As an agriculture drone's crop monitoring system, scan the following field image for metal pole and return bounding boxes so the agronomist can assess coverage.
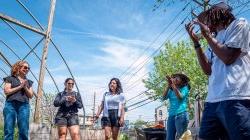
[0,52,12,67]
[0,13,45,36]
[34,0,56,123]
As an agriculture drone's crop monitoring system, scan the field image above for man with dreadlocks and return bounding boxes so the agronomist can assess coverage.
[185,1,250,140]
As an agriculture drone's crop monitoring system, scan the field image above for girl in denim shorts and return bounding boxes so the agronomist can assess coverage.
[94,78,126,140]
[54,78,83,140]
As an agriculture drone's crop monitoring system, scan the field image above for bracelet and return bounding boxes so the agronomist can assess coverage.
[194,43,201,49]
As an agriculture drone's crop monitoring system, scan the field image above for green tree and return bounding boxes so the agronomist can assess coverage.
[144,41,208,119]
[132,119,150,129]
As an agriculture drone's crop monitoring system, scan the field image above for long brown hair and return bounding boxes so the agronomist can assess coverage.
[109,78,123,94]
[11,60,29,76]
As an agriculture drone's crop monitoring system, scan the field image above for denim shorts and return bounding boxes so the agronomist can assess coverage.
[55,113,79,127]
[101,109,121,128]
[199,100,250,140]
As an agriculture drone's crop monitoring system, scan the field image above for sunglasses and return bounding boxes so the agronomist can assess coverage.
[67,83,74,85]
[22,66,30,70]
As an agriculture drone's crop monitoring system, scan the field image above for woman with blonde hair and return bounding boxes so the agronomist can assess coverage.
[3,60,33,140]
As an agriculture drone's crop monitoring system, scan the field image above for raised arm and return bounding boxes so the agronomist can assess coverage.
[195,20,241,65]
[185,22,212,75]
[162,76,171,99]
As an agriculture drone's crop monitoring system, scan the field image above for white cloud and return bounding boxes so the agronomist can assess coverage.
[54,27,149,47]
[48,61,81,72]
[94,41,150,70]
[117,13,145,30]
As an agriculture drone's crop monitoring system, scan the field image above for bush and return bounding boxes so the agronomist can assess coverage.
[0,125,4,139]
[119,133,129,140]
[0,124,19,139]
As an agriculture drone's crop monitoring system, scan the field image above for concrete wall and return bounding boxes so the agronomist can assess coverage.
[30,123,105,140]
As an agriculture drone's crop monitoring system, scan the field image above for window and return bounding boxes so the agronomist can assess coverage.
[159,110,162,117]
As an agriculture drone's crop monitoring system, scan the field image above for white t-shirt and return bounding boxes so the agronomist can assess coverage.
[102,92,126,117]
[205,18,250,103]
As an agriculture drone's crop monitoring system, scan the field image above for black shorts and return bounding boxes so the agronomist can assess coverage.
[101,109,121,128]
[55,113,79,127]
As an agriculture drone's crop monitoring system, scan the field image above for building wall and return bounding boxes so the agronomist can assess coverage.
[155,105,168,122]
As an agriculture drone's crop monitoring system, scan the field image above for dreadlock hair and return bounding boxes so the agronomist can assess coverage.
[198,6,235,32]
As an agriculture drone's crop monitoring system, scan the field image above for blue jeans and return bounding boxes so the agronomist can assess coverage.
[199,100,250,140]
[3,101,30,140]
[166,111,189,140]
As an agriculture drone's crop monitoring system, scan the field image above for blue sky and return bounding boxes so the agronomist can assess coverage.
[1,0,250,122]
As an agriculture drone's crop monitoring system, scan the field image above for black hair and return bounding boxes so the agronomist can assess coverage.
[109,77,123,94]
[65,78,74,84]
[64,78,74,91]
[198,5,235,32]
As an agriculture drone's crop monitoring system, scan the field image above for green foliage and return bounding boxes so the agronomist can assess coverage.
[132,119,150,128]
[0,125,3,139]
[0,124,18,139]
[144,41,208,119]
[118,133,129,140]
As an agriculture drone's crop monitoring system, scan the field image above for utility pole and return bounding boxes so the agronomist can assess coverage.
[92,92,96,127]
[34,0,56,123]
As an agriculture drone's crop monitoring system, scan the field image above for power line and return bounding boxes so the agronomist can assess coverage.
[126,95,157,108]
[126,79,164,103]
[123,18,189,93]
[237,8,250,15]
[121,2,207,90]
[124,72,148,92]
[126,89,150,102]
[119,2,191,81]
[127,98,158,112]
[122,15,189,85]
[122,6,190,84]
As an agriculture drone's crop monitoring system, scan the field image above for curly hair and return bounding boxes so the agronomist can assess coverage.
[198,4,235,32]
[109,78,123,94]
[11,60,29,76]
[171,73,191,90]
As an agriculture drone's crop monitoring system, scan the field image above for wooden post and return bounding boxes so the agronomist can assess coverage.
[34,0,56,123]
[92,92,96,129]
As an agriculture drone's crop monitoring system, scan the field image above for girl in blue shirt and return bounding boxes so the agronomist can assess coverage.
[162,73,190,140]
